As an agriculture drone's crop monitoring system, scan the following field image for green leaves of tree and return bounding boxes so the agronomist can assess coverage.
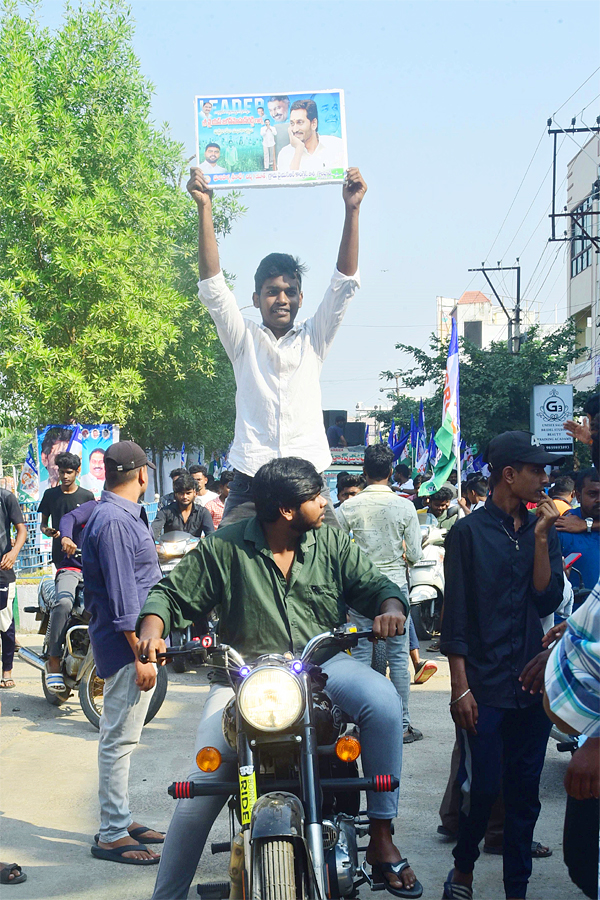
[0,0,244,455]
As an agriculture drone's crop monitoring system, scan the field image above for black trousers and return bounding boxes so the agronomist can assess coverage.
[563,794,599,899]
[454,701,551,899]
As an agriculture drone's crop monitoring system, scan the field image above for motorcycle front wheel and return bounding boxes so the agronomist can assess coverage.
[253,839,301,900]
[79,664,168,729]
[42,671,72,705]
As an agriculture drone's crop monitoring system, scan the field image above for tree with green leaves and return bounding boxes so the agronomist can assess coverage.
[0,0,242,455]
[376,320,584,454]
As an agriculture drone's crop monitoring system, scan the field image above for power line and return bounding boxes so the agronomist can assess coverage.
[552,67,600,117]
[484,127,547,262]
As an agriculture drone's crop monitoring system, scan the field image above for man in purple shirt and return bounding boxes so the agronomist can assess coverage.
[82,441,163,865]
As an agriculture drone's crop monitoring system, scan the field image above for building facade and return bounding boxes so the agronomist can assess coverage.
[565,134,600,391]
[436,291,540,349]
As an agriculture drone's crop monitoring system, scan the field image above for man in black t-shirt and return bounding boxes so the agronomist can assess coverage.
[0,489,27,689]
[151,474,214,541]
[38,452,93,691]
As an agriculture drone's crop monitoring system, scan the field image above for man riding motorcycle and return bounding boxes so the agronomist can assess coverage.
[137,457,423,900]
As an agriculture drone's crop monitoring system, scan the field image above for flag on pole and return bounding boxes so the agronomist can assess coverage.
[19,444,38,501]
[181,443,186,466]
[443,317,460,439]
[67,424,83,464]
[419,319,461,497]
[387,419,396,448]
[364,425,369,447]
[392,432,410,462]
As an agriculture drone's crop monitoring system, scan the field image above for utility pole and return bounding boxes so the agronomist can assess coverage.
[467,263,521,353]
[547,117,600,248]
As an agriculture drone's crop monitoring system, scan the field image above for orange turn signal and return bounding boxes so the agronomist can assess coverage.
[335,735,361,762]
[196,746,222,773]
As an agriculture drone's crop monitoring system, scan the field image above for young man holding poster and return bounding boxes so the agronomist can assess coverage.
[186,164,367,527]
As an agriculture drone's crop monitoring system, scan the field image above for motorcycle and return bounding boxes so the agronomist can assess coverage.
[19,570,168,729]
[142,624,405,900]
[156,530,208,674]
[407,524,445,640]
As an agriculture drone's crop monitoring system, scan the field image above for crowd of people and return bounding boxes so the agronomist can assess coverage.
[0,164,597,900]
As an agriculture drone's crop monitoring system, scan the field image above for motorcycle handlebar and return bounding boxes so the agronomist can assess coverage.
[139,629,378,667]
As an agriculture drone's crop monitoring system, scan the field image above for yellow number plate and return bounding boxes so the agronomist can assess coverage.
[239,765,257,825]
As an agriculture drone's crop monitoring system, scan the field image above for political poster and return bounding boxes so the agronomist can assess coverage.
[36,423,120,500]
[18,444,38,502]
[195,90,347,189]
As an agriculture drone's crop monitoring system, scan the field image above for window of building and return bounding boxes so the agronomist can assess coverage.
[463,320,483,349]
[573,306,592,362]
[570,196,594,279]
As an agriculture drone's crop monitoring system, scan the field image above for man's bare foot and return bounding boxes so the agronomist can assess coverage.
[47,656,61,674]
[97,836,159,861]
[128,821,164,842]
[367,819,417,891]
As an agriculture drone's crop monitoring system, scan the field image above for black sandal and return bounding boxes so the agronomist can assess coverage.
[371,858,423,898]
[442,869,473,900]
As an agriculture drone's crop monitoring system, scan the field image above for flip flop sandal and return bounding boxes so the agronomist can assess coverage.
[90,843,159,865]
[531,841,552,858]
[371,859,423,898]
[414,661,437,684]
[45,672,66,693]
[94,827,165,845]
[442,870,473,900]
[0,863,27,884]
[0,679,15,689]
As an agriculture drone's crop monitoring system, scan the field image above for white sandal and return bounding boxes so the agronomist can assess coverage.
[45,664,66,693]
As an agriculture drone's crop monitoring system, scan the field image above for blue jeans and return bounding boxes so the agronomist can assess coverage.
[152,651,403,899]
[454,701,551,899]
[348,591,411,731]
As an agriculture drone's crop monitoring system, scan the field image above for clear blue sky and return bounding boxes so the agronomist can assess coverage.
[35,1,600,414]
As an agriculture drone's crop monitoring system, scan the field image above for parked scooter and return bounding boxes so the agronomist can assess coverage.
[141,624,415,900]
[19,570,168,729]
[407,524,445,640]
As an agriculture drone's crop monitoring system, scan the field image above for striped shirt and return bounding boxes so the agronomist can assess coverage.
[545,581,600,737]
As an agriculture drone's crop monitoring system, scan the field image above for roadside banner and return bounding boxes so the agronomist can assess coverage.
[195,90,347,189]
[37,423,119,499]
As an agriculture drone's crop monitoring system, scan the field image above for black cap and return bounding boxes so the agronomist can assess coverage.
[484,431,565,471]
[104,441,156,472]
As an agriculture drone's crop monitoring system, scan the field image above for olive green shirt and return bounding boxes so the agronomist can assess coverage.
[138,517,407,660]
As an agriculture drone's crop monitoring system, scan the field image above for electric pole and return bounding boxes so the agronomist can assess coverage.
[467,263,521,353]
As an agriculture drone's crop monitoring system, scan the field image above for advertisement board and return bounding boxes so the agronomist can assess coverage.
[530,385,573,454]
[36,423,120,499]
[195,90,347,189]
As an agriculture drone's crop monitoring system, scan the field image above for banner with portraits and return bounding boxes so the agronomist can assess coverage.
[195,90,347,189]
[36,423,120,500]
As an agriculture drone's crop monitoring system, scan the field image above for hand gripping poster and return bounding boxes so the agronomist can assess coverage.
[196,90,347,188]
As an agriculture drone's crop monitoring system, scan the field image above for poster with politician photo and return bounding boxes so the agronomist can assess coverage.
[36,423,119,500]
[195,90,347,188]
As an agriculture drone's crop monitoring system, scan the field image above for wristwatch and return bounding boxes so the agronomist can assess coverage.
[585,517,593,533]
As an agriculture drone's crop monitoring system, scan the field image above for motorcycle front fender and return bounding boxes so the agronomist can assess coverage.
[410,585,438,605]
[250,791,304,841]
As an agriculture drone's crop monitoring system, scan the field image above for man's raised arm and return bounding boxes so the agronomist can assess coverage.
[336,167,367,276]
[187,167,221,280]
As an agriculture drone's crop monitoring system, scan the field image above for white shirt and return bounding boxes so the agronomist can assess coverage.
[199,160,226,174]
[196,490,219,507]
[198,268,360,476]
[260,125,276,148]
[336,485,423,588]
[277,134,345,172]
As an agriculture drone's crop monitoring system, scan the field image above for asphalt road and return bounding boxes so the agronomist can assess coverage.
[0,632,583,900]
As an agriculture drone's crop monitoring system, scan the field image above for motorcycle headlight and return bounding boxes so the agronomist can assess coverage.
[158,540,187,559]
[238,666,304,732]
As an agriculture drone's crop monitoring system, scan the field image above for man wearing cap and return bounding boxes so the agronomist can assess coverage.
[440,432,564,900]
[82,441,164,865]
